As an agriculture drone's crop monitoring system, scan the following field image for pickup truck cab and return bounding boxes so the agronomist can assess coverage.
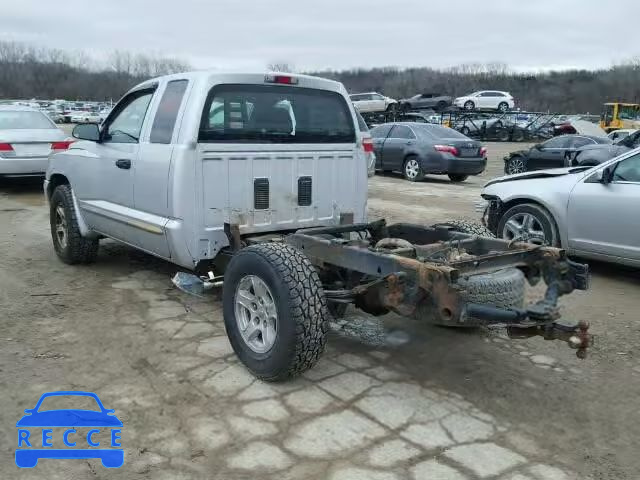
[46,71,369,270]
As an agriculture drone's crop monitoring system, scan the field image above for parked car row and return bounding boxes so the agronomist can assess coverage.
[350,90,516,115]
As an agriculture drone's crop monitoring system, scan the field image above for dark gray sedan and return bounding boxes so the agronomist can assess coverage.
[371,122,487,182]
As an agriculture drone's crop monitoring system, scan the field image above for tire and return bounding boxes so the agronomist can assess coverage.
[222,243,329,381]
[448,174,468,182]
[437,219,494,237]
[435,220,525,325]
[464,100,475,111]
[512,129,525,142]
[460,126,471,136]
[497,203,559,247]
[456,268,526,323]
[386,103,397,113]
[496,128,510,142]
[50,184,99,264]
[498,102,509,112]
[505,155,527,175]
[401,103,411,112]
[435,101,447,112]
[403,156,424,182]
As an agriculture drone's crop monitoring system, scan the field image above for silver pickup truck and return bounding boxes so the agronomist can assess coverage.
[45,71,591,381]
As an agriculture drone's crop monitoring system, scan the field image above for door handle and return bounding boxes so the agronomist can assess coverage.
[115,159,131,169]
[407,141,415,145]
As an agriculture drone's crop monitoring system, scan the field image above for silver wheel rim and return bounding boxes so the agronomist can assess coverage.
[234,275,278,353]
[499,103,508,112]
[405,159,420,180]
[55,205,68,249]
[508,158,525,174]
[465,102,474,110]
[502,213,547,245]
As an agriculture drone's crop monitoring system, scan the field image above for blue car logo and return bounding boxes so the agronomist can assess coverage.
[16,391,123,468]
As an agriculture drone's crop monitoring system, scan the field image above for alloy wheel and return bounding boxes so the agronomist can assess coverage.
[502,213,547,245]
[234,275,278,354]
[54,205,68,249]
[507,157,526,174]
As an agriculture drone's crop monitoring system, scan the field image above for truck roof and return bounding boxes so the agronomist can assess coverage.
[129,71,345,95]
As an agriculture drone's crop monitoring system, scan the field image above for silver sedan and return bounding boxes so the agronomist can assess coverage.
[479,148,640,267]
[0,106,71,177]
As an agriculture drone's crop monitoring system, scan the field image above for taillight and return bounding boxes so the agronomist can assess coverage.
[362,137,374,153]
[264,74,298,85]
[51,141,74,150]
[0,143,13,152]
[480,147,487,157]
[434,144,459,156]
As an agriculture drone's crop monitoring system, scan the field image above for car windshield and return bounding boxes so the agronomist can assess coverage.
[199,84,355,143]
[37,395,101,412]
[0,111,55,129]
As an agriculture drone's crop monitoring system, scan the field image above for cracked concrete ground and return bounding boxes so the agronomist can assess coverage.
[1,143,639,479]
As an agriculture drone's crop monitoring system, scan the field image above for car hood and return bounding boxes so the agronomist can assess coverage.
[16,410,123,427]
[485,167,591,187]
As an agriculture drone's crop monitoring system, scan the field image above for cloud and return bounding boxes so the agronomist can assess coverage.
[2,0,639,72]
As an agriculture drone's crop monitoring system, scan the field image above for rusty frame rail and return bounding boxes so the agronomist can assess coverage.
[286,220,592,357]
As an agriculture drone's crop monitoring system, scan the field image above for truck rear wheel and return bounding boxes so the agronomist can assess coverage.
[50,184,99,264]
[223,243,329,381]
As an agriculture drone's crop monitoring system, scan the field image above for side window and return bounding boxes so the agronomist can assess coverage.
[389,125,415,139]
[361,94,372,101]
[350,95,362,102]
[104,91,154,143]
[370,124,392,138]
[479,92,493,97]
[372,94,384,100]
[569,137,593,149]
[541,136,569,149]
[613,154,640,183]
[150,80,188,144]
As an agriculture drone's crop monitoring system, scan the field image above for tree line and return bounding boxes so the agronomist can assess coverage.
[2,39,640,114]
[0,41,190,102]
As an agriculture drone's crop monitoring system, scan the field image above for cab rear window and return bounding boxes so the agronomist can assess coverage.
[199,84,355,143]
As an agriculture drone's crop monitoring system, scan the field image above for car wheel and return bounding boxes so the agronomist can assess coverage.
[401,103,411,112]
[403,156,424,182]
[496,128,510,141]
[448,174,468,182]
[464,100,475,110]
[222,243,329,381]
[497,203,559,246]
[460,126,471,136]
[50,184,99,264]
[435,101,447,112]
[498,102,509,112]
[505,155,527,175]
[512,129,525,142]
[386,103,397,113]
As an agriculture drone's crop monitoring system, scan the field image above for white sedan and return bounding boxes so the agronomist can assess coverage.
[454,91,514,112]
[70,111,103,124]
[350,92,398,113]
[479,150,640,267]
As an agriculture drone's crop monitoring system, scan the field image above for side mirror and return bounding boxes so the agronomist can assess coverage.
[72,123,100,142]
[600,166,613,184]
[533,143,542,150]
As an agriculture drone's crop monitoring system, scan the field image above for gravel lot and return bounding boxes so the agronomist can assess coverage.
[1,142,639,479]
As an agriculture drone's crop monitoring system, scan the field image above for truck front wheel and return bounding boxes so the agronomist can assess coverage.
[223,243,329,381]
[50,184,99,264]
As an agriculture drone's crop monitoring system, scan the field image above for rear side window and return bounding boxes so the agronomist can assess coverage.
[150,80,188,144]
[0,111,55,129]
[199,84,355,143]
[389,125,415,139]
[370,124,392,138]
[420,124,466,139]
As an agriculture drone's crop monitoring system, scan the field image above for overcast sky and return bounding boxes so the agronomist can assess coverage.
[2,0,638,72]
